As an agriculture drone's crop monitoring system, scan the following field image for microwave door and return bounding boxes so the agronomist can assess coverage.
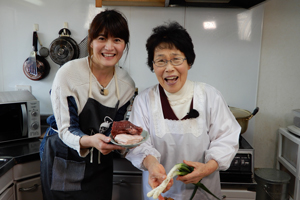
[21,104,28,137]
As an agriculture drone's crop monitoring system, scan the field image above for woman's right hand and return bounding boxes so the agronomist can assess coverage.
[143,155,173,199]
[80,134,125,155]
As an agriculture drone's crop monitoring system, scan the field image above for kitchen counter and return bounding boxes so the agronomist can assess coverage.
[0,138,41,178]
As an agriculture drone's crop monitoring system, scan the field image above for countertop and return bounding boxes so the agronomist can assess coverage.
[0,137,141,178]
[0,138,41,178]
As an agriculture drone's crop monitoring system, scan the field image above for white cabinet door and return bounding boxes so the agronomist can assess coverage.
[0,169,13,195]
[0,186,14,200]
[15,176,43,200]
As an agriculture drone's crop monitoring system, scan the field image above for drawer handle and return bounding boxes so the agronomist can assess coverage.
[113,180,127,185]
[19,184,40,192]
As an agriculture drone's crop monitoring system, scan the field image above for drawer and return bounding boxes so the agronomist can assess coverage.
[112,174,142,200]
[15,176,42,200]
[13,160,40,180]
[221,189,256,200]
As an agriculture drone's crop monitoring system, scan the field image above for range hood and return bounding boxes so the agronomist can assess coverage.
[167,0,266,8]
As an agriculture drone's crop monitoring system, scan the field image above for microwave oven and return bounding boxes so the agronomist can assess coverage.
[0,90,41,143]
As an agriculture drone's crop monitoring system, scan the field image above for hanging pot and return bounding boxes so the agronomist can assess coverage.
[49,27,79,66]
[229,107,259,134]
[23,31,50,81]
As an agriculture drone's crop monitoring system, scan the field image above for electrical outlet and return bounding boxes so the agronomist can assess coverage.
[15,85,32,92]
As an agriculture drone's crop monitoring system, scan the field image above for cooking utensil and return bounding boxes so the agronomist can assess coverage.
[23,31,50,81]
[37,33,49,57]
[229,107,259,134]
[49,23,79,66]
[23,31,38,76]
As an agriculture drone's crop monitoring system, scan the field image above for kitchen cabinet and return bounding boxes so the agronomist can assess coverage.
[112,154,143,200]
[13,160,43,200]
[221,189,256,200]
[95,0,165,7]
[0,186,14,200]
[0,169,14,200]
[112,174,142,200]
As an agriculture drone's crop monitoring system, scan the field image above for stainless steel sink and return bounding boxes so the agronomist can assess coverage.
[0,158,8,165]
[0,157,13,167]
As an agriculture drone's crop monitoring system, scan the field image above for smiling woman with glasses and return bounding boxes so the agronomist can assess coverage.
[125,21,241,200]
[153,57,187,67]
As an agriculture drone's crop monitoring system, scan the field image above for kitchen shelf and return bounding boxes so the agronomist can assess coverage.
[96,0,166,7]
[277,127,300,200]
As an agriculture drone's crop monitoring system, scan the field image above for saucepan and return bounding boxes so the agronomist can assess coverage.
[229,106,259,134]
[23,31,50,81]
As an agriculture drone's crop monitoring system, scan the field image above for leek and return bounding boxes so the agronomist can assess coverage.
[147,163,220,200]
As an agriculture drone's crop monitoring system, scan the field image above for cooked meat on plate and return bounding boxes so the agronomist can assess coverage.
[111,120,144,145]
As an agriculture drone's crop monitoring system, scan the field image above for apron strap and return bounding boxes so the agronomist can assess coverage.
[88,56,120,164]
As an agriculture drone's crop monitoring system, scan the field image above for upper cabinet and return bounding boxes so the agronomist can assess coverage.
[95,0,166,7]
[96,0,266,8]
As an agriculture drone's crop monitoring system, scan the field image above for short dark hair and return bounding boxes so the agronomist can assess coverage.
[88,9,130,57]
[146,21,195,72]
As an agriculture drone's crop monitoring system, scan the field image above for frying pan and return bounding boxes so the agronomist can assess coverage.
[23,32,50,81]
[49,28,79,66]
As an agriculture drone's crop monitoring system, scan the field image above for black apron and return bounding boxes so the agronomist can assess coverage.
[41,66,120,200]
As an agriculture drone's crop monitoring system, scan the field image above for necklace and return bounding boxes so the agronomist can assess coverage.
[89,56,114,96]
[100,87,109,96]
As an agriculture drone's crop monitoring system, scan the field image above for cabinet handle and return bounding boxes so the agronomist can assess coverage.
[19,184,40,192]
[222,195,226,199]
[113,180,127,185]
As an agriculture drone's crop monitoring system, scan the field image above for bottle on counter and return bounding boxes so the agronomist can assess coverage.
[125,88,138,120]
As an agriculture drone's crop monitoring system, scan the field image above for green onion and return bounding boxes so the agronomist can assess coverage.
[147,163,220,200]
[176,163,220,200]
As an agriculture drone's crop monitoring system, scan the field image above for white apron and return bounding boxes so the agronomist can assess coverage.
[141,83,222,200]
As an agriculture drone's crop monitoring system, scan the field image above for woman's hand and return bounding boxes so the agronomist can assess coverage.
[176,160,218,184]
[80,134,125,155]
[143,155,173,200]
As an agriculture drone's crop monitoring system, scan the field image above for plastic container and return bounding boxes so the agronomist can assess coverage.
[254,168,290,200]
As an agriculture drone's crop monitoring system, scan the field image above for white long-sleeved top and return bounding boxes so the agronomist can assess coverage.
[126,81,241,200]
[50,57,135,156]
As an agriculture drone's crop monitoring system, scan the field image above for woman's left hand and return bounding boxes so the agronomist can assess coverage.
[176,160,218,184]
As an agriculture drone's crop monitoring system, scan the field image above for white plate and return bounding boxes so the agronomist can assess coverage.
[109,130,149,148]
[287,125,300,137]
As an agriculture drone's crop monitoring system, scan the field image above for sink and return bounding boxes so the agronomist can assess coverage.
[0,157,13,167]
[0,158,9,166]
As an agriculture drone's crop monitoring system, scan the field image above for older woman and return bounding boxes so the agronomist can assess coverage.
[126,22,241,200]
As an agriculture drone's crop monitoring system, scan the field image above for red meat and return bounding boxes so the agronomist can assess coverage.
[111,120,143,139]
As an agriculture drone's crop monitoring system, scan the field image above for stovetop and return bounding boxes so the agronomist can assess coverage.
[220,135,255,186]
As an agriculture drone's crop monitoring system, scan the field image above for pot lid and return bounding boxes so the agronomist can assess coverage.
[229,107,252,119]
[254,168,290,183]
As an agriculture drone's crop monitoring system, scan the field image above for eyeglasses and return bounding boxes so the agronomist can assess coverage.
[153,57,187,67]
